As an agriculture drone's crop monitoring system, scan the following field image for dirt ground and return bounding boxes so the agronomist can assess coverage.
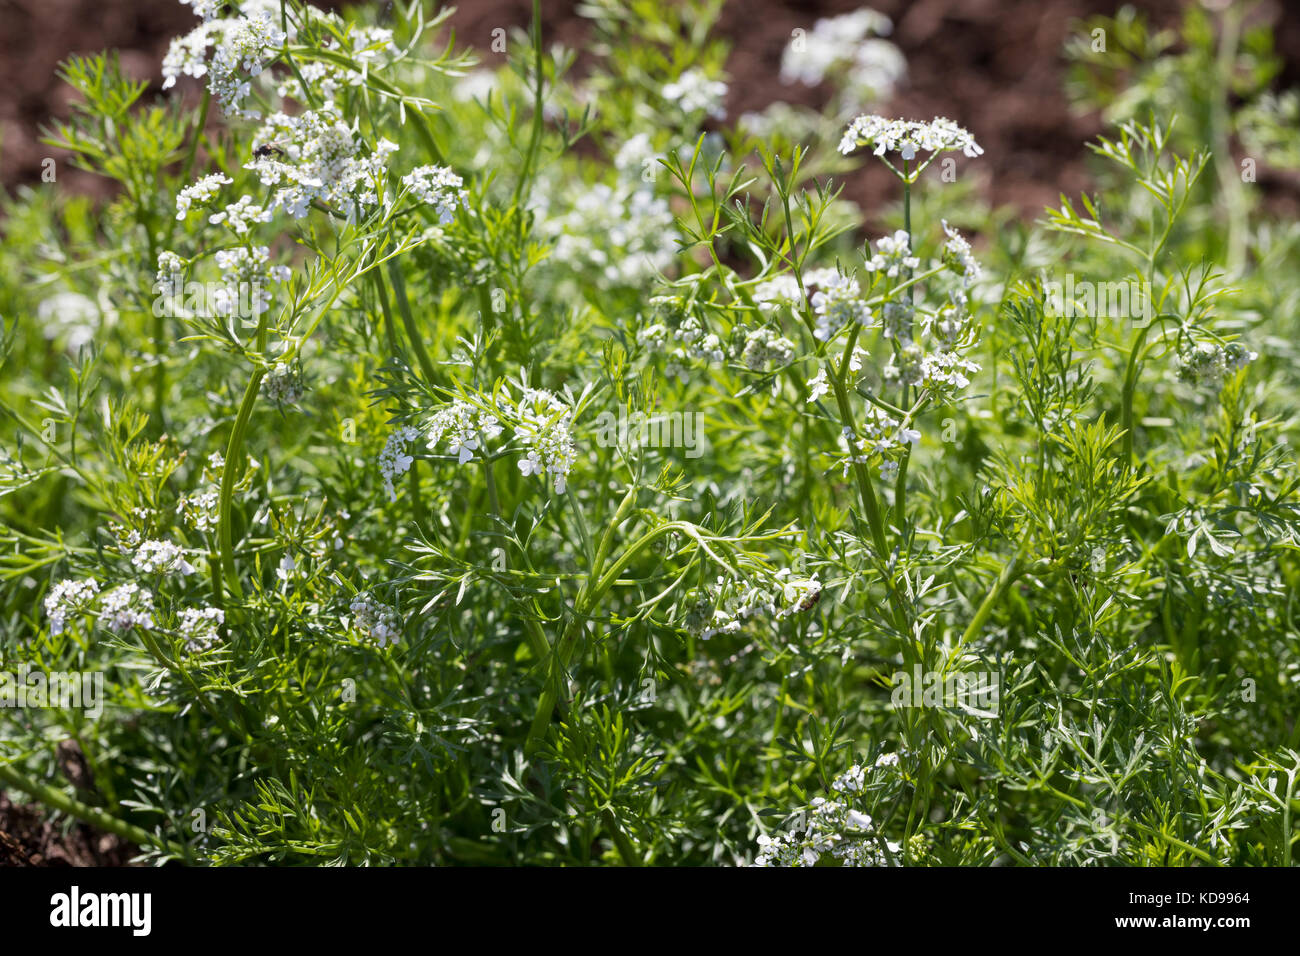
[1,0,1265,214]
[0,792,138,866]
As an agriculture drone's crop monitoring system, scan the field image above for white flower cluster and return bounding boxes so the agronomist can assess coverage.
[178,452,223,533]
[513,388,577,494]
[772,569,822,617]
[163,5,289,117]
[685,577,777,640]
[740,327,796,371]
[662,69,728,120]
[180,0,223,22]
[262,362,306,405]
[864,230,920,278]
[99,583,156,634]
[839,115,983,160]
[882,300,913,341]
[349,593,401,647]
[209,194,273,235]
[685,567,822,639]
[157,251,185,291]
[379,388,577,501]
[179,606,224,652]
[401,165,468,224]
[808,270,870,341]
[541,180,676,287]
[44,578,101,636]
[378,426,418,502]
[780,8,904,108]
[1177,341,1257,391]
[166,1,402,120]
[753,756,901,867]
[427,401,503,466]
[211,245,291,316]
[884,346,980,401]
[130,539,198,576]
[841,407,921,479]
[207,10,287,117]
[941,220,980,286]
[246,109,399,220]
[162,22,217,92]
[176,173,233,220]
[672,317,726,364]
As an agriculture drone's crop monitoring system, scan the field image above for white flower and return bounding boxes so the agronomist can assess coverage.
[378,426,419,502]
[156,251,185,291]
[741,327,795,370]
[662,69,728,120]
[44,578,101,636]
[751,274,802,311]
[349,593,401,647]
[176,173,232,220]
[839,115,983,160]
[178,606,224,652]
[882,300,913,341]
[941,220,981,286]
[98,583,155,633]
[780,9,903,108]
[517,450,544,478]
[262,362,306,405]
[247,109,399,219]
[810,273,869,341]
[401,165,468,223]
[1177,341,1257,390]
[130,539,197,576]
[206,10,287,117]
[180,0,224,22]
[807,368,830,403]
[209,194,272,235]
[427,402,501,469]
[833,764,865,793]
[162,21,217,91]
[865,230,920,278]
[511,387,577,495]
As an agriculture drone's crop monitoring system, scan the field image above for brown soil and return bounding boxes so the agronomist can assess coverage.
[0,791,138,866]
[0,0,1198,212]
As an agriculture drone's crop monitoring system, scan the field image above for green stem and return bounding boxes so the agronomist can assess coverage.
[214,366,265,604]
[511,0,546,210]
[386,259,439,387]
[956,536,1032,652]
[600,808,642,866]
[1119,323,1152,470]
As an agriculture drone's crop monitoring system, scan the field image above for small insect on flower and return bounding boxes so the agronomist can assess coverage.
[252,141,288,160]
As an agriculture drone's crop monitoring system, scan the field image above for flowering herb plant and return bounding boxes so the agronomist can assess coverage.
[0,0,1298,868]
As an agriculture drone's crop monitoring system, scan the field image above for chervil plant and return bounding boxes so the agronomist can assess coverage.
[1,1,1297,867]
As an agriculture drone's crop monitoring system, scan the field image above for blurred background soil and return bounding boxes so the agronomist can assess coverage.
[6,0,1298,217]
